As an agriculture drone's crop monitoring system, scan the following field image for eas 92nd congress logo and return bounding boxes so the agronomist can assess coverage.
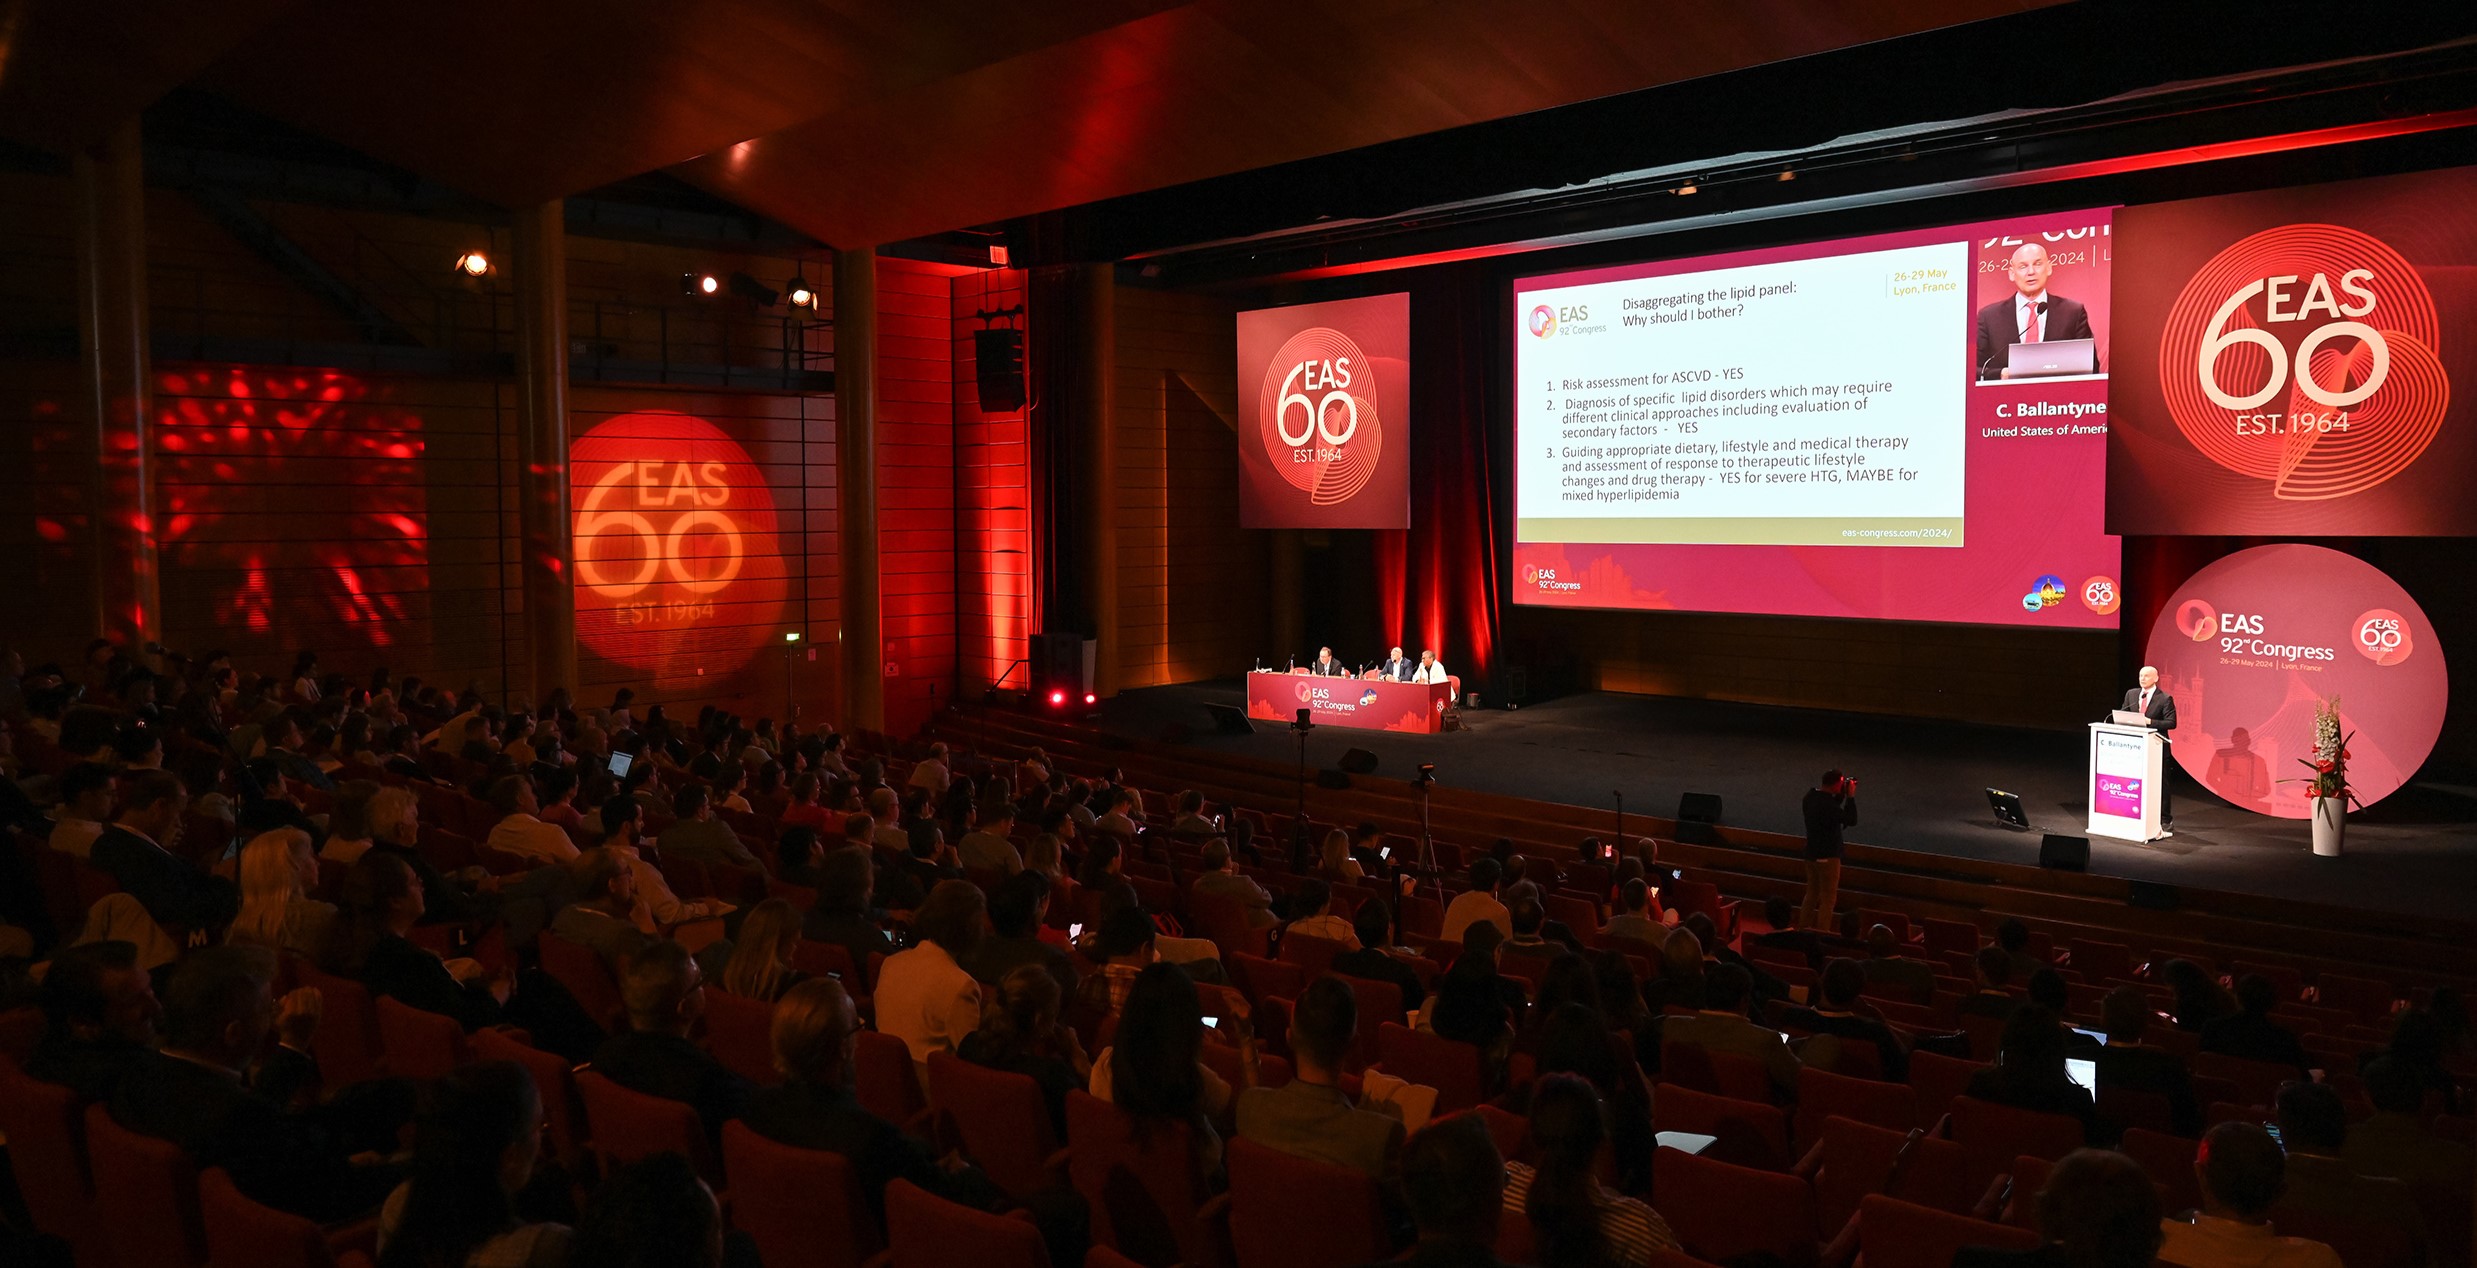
[1257,326,1386,508]
[2157,223,2449,502]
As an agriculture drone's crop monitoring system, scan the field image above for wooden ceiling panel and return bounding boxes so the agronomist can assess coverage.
[195,0,1183,207]
[679,0,2060,247]
[0,0,302,150]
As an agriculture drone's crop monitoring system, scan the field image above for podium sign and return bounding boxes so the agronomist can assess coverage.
[2088,722,2164,842]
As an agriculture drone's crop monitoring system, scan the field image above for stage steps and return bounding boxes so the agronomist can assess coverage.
[925,704,2477,996]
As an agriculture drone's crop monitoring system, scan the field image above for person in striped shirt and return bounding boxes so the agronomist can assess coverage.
[1503,1074,1679,1267]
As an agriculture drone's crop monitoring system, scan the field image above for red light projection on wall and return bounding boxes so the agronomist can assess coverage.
[154,366,428,650]
[570,411,785,690]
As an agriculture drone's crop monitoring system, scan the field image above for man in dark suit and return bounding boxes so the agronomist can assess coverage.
[108,946,400,1221]
[91,769,238,933]
[1378,646,1413,682]
[24,940,161,1103]
[2201,974,2312,1075]
[588,939,751,1146]
[1309,646,1349,677]
[1975,242,2098,380]
[2120,665,2177,832]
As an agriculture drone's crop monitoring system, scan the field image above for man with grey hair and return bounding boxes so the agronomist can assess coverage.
[2120,664,2177,834]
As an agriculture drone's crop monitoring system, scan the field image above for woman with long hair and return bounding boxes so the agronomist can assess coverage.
[1024,832,1067,884]
[227,827,334,958]
[717,898,807,1002]
[1317,828,1365,882]
[377,1061,567,1268]
[1509,1074,1677,1266]
[959,963,1090,1136]
[1092,962,1257,1187]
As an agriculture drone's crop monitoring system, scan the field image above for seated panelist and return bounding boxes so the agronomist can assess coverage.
[1410,649,1451,696]
[1309,646,1348,677]
[1379,646,1413,682]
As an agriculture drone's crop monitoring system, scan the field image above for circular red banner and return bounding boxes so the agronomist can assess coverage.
[570,411,784,689]
[2144,544,2445,817]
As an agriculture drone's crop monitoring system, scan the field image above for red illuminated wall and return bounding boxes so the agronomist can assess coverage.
[953,269,1037,698]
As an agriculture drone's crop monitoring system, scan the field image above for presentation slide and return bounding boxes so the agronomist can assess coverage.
[1513,210,2121,628]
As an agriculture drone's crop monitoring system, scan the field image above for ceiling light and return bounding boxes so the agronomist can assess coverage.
[683,272,720,297]
[454,251,490,276]
[785,277,816,308]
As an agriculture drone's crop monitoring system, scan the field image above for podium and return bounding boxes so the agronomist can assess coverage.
[2087,722,2166,842]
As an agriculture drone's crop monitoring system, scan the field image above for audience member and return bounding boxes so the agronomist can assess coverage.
[1441,858,1511,943]
[2094,985,2201,1137]
[1285,878,1360,948]
[657,783,762,871]
[1090,961,1257,1187]
[25,939,161,1101]
[2161,959,2235,1033]
[1508,1073,1678,1267]
[1380,1115,1514,1268]
[1236,976,1405,1181]
[46,761,115,857]
[1960,946,2020,1019]
[717,898,807,1002]
[567,1153,731,1268]
[2158,1122,2343,1268]
[2268,1081,2430,1266]
[1995,919,2045,983]
[1641,926,1706,1014]
[1331,897,1428,1013]
[324,851,511,1032]
[226,826,336,959]
[548,847,654,978]
[110,945,399,1221]
[365,784,482,925]
[1191,839,1277,929]
[956,800,1024,875]
[1858,923,1935,1003]
[873,879,987,1070]
[2344,1056,2473,1268]
[774,825,826,889]
[1657,962,1800,1098]
[963,868,1079,998]
[1954,1148,2161,1268]
[376,1061,570,1268]
[2201,974,2312,1074]
[1601,879,1664,947]
[1781,957,1911,1080]
[484,774,579,865]
[1964,1007,2104,1144]
[590,939,749,1145]
[958,964,1090,1138]
[92,769,239,932]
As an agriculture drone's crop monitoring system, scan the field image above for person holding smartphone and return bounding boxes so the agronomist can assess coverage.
[1798,770,1857,932]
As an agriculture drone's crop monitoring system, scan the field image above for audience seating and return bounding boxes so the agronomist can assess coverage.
[1065,1090,1226,1268]
[1225,1136,1392,1268]
[1653,1082,1791,1171]
[1905,1050,1986,1123]
[0,1058,97,1256]
[1804,1117,1984,1241]
[722,1120,886,1268]
[886,1178,1052,1268]
[1375,1023,1485,1112]
[1854,1193,2040,1268]
[927,1051,1066,1200]
[1793,1066,1919,1149]
[86,1100,209,1268]
[288,957,384,1088]
[1653,1145,1817,1268]
[853,1030,931,1131]
[1946,1096,2086,1186]
[2191,1051,2297,1108]
[1231,952,1305,1006]
[198,1167,372,1268]
[471,1028,584,1169]
[576,1069,720,1183]
[703,987,784,1086]
[373,995,469,1081]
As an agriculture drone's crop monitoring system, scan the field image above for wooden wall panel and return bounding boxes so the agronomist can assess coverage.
[873,258,957,736]
[1112,286,1266,688]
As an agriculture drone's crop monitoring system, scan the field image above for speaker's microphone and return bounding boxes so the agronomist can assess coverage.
[2035,300,2048,314]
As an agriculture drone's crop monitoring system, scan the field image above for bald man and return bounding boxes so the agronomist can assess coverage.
[1975,242,2096,380]
[2120,665,2177,834]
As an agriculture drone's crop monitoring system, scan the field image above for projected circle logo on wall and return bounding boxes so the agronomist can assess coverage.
[2145,544,2444,818]
[2156,223,2449,502]
[1257,327,1386,508]
[570,411,784,686]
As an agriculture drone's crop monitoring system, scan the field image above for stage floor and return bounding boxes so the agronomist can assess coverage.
[1097,682,2477,921]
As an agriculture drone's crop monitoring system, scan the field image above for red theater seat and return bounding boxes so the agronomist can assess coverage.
[928,1051,1065,1201]
[1654,1145,1817,1267]
[886,1178,1052,1268]
[722,1120,886,1268]
[1856,1194,2040,1268]
[1225,1136,1393,1268]
[87,1101,207,1268]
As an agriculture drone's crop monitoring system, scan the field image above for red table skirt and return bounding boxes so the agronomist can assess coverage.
[1245,671,1450,734]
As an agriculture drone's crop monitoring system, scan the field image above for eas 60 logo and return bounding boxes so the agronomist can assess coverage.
[1256,326,1386,508]
[2158,224,2447,502]
[2353,608,2414,666]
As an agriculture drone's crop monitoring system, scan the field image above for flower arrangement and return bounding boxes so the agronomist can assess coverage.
[2283,696,2359,809]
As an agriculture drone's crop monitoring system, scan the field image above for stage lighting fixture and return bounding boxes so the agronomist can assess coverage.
[454,251,491,277]
[683,272,720,297]
[988,244,1010,267]
[1083,692,1096,706]
[1049,689,1067,707]
[1674,183,1698,196]
[785,277,816,308]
